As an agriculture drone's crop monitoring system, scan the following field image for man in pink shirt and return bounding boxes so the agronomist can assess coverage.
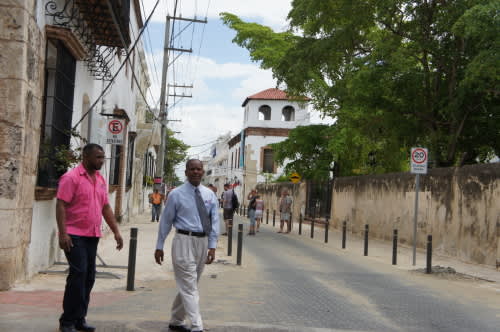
[56,143,123,332]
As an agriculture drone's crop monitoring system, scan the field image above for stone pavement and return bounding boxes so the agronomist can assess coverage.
[0,211,498,332]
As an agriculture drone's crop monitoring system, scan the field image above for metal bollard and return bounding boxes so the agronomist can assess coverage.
[364,224,369,256]
[342,221,347,249]
[126,228,138,291]
[324,217,329,243]
[243,205,246,217]
[392,229,398,265]
[266,209,269,224]
[227,223,233,256]
[299,213,302,235]
[273,210,276,227]
[288,212,292,233]
[426,235,432,274]
[311,217,315,239]
[237,224,243,265]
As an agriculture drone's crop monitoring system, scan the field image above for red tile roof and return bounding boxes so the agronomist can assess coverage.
[241,88,309,106]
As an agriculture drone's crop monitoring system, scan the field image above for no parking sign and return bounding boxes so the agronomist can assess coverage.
[411,147,428,174]
[106,119,125,145]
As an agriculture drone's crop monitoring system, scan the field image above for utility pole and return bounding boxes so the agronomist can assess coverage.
[154,15,206,189]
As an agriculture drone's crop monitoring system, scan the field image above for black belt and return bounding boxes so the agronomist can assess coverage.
[177,229,206,237]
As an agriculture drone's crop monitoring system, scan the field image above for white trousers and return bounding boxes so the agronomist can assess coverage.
[170,233,208,331]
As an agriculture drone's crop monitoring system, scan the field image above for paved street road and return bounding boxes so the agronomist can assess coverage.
[200,216,499,332]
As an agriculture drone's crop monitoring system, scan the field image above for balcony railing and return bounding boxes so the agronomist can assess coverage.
[45,0,131,80]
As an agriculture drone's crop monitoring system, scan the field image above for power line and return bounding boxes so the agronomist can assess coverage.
[72,0,162,131]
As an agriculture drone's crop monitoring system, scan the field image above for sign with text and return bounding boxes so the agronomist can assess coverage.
[411,147,428,174]
[106,119,125,145]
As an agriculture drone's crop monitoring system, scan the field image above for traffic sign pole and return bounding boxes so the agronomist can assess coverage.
[410,147,428,266]
[412,173,420,266]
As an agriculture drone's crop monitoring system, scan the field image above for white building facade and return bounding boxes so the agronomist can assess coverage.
[227,88,310,201]
[0,0,156,288]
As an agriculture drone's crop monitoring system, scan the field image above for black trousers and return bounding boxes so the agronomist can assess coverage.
[60,235,99,326]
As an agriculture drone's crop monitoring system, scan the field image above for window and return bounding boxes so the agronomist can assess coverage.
[282,106,295,121]
[37,39,76,187]
[109,145,122,185]
[126,133,135,187]
[262,148,274,173]
[258,105,271,120]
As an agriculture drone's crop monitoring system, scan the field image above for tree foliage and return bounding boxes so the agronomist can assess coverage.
[221,0,499,175]
[164,129,189,185]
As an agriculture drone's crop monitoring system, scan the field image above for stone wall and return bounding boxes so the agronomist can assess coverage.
[332,164,499,267]
[0,0,45,289]
[255,182,307,226]
[254,164,499,267]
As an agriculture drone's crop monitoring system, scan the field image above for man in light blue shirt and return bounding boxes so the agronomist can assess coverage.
[155,159,219,332]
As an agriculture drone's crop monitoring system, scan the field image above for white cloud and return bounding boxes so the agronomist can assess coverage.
[141,0,292,30]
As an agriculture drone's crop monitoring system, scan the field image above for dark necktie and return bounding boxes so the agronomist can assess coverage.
[195,188,211,234]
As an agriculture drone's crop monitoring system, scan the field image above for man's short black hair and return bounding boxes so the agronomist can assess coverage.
[83,143,104,156]
[185,158,202,169]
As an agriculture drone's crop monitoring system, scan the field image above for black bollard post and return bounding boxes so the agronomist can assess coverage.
[288,212,292,233]
[126,228,138,291]
[364,224,369,256]
[342,221,347,249]
[324,217,329,243]
[227,223,233,256]
[426,235,432,274]
[299,213,302,235]
[392,229,398,265]
[311,217,315,239]
[237,224,243,265]
[273,210,276,227]
[266,209,269,224]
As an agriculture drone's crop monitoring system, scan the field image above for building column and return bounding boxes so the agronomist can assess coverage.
[0,0,45,290]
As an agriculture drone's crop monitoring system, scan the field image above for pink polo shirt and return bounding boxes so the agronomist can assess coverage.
[56,163,109,237]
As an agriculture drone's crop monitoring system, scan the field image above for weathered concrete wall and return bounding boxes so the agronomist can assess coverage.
[0,0,45,290]
[253,164,499,267]
[255,182,307,225]
[332,164,500,267]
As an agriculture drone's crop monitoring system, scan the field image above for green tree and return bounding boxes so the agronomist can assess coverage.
[164,129,189,185]
[271,124,335,179]
[221,0,499,172]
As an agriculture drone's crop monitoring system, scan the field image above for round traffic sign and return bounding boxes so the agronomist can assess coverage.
[108,119,123,134]
[411,148,427,164]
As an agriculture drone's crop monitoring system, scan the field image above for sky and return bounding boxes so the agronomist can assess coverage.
[139,0,333,174]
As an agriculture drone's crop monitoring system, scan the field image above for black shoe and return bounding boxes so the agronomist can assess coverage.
[75,321,96,332]
[168,324,191,332]
[60,326,77,332]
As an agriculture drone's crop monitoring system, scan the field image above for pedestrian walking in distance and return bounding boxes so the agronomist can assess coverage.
[254,195,265,232]
[56,143,123,332]
[278,189,293,233]
[149,188,165,222]
[155,159,220,332]
[221,183,238,236]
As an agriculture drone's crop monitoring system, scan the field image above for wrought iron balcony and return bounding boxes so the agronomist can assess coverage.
[45,0,132,80]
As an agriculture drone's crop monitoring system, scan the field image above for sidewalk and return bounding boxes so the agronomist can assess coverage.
[0,211,498,332]
[0,211,240,332]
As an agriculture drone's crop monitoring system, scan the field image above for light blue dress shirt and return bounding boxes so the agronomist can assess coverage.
[156,182,220,249]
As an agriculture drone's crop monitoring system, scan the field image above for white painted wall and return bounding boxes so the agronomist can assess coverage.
[244,99,310,128]
[27,1,145,278]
